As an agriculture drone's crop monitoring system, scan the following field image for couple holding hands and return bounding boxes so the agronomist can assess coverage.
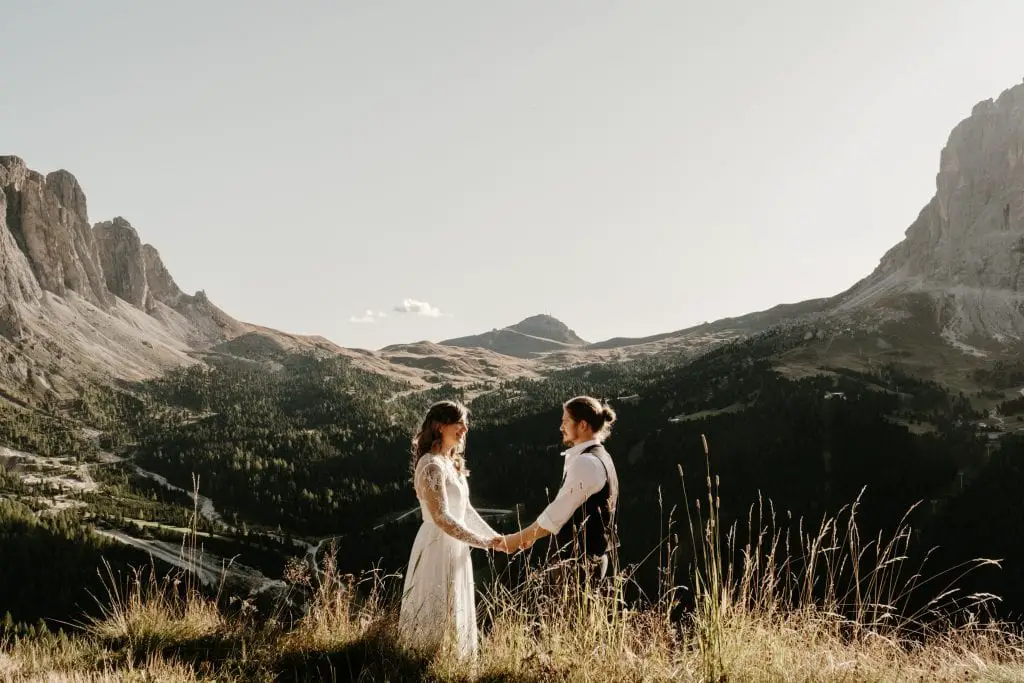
[397,395,620,659]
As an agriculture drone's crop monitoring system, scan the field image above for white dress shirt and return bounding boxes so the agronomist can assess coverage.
[536,439,608,534]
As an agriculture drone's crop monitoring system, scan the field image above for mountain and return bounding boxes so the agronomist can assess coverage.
[437,75,1024,373]
[0,156,327,401]
[438,314,587,358]
[833,82,1024,345]
[509,314,588,345]
[760,81,1024,392]
[0,157,555,400]
[579,81,1024,386]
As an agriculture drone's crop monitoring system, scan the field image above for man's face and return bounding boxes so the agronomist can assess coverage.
[560,409,580,446]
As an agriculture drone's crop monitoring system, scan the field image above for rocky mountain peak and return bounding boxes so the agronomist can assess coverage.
[141,243,186,306]
[94,217,150,309]
[0,186,41,338]
[44,170,90,225]
[509,314,587,345]
[0,161,111,307]
[835,80,1024,345]
[438,313,587,358]
[0,155,27,176]
[873,80,1024,290]
[0,157,258,398]
[92,217,202,315]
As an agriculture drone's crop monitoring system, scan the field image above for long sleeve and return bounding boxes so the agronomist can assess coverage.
[415,459,494,548]
[464,503,500,541]
[536,454,607,534]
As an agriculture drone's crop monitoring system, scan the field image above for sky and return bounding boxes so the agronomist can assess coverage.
[3,1,1024,350]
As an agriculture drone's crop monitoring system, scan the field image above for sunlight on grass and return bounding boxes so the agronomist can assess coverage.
[85,563,225,653]
[0,632,202,682]
[279,544,396,655]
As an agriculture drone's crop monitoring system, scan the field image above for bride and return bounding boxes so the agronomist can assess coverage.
[398,400,500,659]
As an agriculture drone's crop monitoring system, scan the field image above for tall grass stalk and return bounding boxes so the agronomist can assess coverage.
[682,433,727,681]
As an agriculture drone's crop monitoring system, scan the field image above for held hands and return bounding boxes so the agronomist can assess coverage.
[488,522,551,554]
[489,536,512,553]
[489,532,533,553]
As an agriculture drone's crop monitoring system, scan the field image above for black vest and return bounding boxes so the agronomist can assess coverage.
[551,443,620,562]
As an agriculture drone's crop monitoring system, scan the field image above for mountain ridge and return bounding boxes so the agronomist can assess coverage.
[4,79,1024,399]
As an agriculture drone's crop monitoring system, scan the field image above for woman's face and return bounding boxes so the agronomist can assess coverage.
[439,417,468,453]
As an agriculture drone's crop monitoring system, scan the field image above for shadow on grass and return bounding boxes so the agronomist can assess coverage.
[275,627,431,682]
[95,630,257,679]
[273,627,551,683]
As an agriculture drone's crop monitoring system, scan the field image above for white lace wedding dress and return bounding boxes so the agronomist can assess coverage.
[398,453,499,659]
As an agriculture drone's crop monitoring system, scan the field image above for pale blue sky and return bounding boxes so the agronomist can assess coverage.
[3,1,1023,349]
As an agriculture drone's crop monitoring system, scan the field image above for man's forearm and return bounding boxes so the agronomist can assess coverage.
[513,521,551,550]
[502,459,603,552]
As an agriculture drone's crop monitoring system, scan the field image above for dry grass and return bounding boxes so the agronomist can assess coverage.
[84,481,226,655]
[84,564,225,653]
[0,632,203,682]
[278,545,395,655]
[711,611,1024,682]
[3,434,1024,681]
[476,564,684,681]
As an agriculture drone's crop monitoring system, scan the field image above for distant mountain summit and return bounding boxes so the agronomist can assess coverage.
[508,314,587,345]
[440,314,587,358]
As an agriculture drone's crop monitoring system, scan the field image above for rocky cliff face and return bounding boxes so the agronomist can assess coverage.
[91,216,247,344]
[875,84,1024,289]
[0,157,212,321]
[0,185,41,339]
[835,81,1024,346]
[0,156,504,399]
[92,216,194,312]
[94,217,151,310]
[0,157,258,397]
[0,157,111,308]
[0,187,41,305]
[560,80,1024,368]
[142,243,186,307]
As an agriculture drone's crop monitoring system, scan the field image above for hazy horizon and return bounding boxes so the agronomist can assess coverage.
[4,1,1024,350]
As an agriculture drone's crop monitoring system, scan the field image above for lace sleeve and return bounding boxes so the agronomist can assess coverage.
[415,459,493,548]
[464,503,500,540]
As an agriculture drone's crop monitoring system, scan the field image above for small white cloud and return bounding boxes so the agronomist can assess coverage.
[393,298,443,317]
[349,309,386,324]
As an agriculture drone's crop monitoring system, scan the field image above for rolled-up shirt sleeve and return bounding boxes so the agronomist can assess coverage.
[536,455,607,534]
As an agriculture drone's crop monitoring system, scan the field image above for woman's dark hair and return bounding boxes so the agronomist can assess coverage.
[564,395,617,441]
[411,400,470,476]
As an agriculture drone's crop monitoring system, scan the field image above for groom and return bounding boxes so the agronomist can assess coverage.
[495,395,620,580]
